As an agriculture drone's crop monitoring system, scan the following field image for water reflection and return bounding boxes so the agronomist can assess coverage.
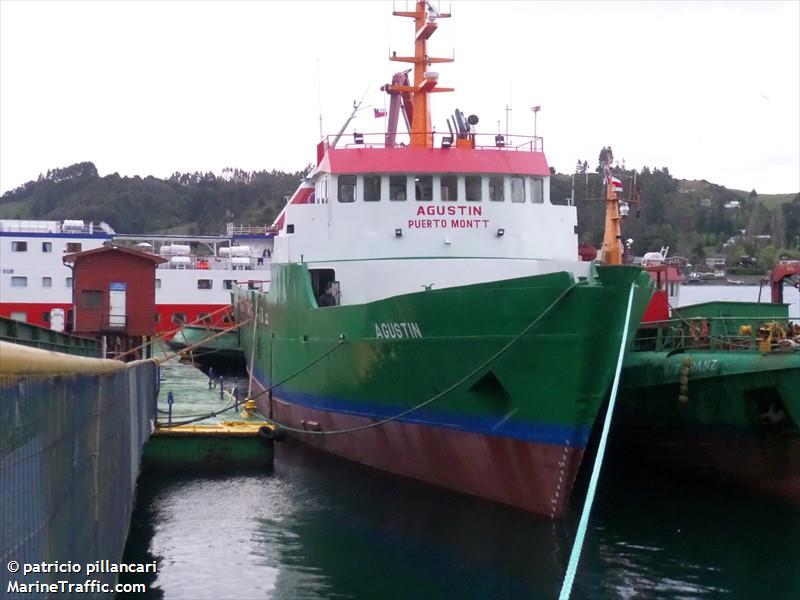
[122,359,800,599]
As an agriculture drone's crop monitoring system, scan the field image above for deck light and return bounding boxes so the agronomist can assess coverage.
[444,238,452,245]
[497,228,505,237]
[353,132,364,144]
[395,228,403,238]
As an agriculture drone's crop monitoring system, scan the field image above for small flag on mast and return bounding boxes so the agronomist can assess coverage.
[605,175,623,193]
[374,108,387,118]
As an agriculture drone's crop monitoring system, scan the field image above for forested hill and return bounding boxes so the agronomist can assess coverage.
[1,160,798,270]
[0,162,305,235]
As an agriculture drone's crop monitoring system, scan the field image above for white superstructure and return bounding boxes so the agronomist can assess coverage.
[0,219,273,329]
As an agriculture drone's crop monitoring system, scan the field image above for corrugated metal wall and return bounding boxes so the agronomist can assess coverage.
[0,347,157,598]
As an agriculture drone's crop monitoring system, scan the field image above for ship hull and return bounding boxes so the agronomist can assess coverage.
[166,324,246,376]
[617,350,800,502]
[237,263,653,518]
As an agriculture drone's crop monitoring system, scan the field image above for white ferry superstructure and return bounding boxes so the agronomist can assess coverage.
[0,219,272,333]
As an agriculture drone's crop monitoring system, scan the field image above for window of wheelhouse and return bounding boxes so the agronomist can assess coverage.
[364,175,381,201]
[414,176,433,201]
[389,175,406,201]
[315,176,329,204]
[530,177,544,204]
[510,176,526,202]
[465,176,482,201]
[441,175,457,201]
[488,176,504,201]
[338,175,355,202]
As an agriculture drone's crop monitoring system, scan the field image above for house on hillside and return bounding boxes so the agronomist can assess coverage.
[705,257,726,268]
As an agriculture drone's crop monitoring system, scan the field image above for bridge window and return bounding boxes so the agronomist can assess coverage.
[489,176,504,201]
[441,175,457,201]
[465,176,482,202]
[530,177,544,204]
[511,176,525,203]
[315,176,329,203]
[42,277,52,288]
[11,241,27,252]
[364,175,381,201]
[11,276,28,287]
[338,175,356,202]
[390,175,407,201]
[415,175,433,201]
[42,242,52,252]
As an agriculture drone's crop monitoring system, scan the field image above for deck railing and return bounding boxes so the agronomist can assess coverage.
[632,316,798,353]
[328,131,544,152]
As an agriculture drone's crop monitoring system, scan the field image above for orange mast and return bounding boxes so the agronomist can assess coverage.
[388,1,454,147]
[601,175,624,265]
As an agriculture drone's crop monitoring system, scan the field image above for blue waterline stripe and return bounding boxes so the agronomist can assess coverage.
[251,366,591,448]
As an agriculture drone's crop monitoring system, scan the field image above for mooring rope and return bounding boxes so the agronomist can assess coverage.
[252,282,577,436]
[558,282,636,600]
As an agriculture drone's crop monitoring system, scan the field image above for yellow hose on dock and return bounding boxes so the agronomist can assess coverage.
[0,340,137,375]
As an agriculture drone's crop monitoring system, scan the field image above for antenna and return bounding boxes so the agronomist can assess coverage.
[329,88,369,149]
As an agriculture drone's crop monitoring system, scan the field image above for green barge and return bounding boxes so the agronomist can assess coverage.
[618,300,800,501]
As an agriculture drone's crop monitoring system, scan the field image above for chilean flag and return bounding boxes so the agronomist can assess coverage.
[605,175,623,193]
[374,108,387,118]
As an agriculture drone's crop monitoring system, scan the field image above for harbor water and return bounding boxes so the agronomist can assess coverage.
[122,291,800,599]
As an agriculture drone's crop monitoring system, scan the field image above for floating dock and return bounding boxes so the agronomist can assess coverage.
[142,420,275,469]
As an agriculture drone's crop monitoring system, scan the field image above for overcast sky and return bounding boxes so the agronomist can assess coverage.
[1,0,798,195]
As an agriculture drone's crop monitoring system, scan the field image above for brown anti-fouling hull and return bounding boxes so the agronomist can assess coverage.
[259,394,586,519]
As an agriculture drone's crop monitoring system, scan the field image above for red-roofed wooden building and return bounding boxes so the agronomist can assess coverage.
[63,245,166,346]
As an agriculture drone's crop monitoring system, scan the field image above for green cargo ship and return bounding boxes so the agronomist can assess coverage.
[233,1,654,518]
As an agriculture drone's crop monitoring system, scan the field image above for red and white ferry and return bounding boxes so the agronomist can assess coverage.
[0,218,273,333]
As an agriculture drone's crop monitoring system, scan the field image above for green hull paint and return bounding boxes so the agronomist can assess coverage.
[236,264,653,437]
[233,262,653,515]
[168,324,246,375]
[168,324,241,353]
[618,302,800,498]
[620,350,800,428]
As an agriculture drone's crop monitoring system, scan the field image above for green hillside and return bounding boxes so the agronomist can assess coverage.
[1,160,798,271]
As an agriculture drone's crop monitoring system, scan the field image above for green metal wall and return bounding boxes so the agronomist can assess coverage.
[0,316,99,357]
